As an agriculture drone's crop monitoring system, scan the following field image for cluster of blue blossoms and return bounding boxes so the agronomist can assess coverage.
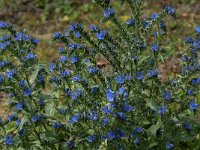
[0,0,200,149]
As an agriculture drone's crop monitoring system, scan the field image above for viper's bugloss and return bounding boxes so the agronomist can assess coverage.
[0,0,199,149]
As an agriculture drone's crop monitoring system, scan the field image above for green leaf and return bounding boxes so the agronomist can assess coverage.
[149,142,159,148]
[40,131,59,144]
[17,147,26,150]
[147,122,163,136]
[18,116,28,131]
[146,100,157,111]
[30,64,44,85]
[45,101,55,116]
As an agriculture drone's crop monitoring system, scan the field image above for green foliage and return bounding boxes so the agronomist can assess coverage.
[0,0,200,149]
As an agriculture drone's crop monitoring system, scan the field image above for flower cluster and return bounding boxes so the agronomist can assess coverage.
[0,0,199,149]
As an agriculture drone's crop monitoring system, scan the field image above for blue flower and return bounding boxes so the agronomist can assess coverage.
[102,118,109,125]
[195,26,200,34]
[14,32,30,41]
[134,137,139,144]
[87,66,96,74]
[72,74,81,82]
[0,61,5,68]
[96,31,107,40]
[39,98,45,106]
[70,56,79,63]
[187,89,193,96]
[144,21,149,28]
[59,56,67,64]
[115,129,125,138]
[123,102,134,112]
[53,32,62,39]
[166,143,174,149]
[52,122,62,129]
[58,47,65,53]
[7,113,15,122]
[59,71,66,78]
[106,89,115,102]
[8,93,14,98]
[118,86,125,95]
[189,100,198,110]
[83,58,89,64]
[2,41,10,49]
[66,140,74,149]
[49,63,56,72]
[16,119,21,126]
[0,21,10,29]
[163,90,171,101]
[24,88,32,97]
[71,115,79,123]
[159,21,166,28]
[158,106,167,116]
[116,112,127,121]
[151,13,159,20]
[115,75,125,84]
[19,80,25,87]
[69,23,82,31]
[74,89,83,96]
[27,52,36,60]
[147,70,153,78]
[50,76,59,83]
[68,120,73,125]
[185,37,193,43]
[101,135,106,141]
[182,122,192,131]
[31,114,40,123]
[104,7,115,19]
[68,43,79,50]
[164,5,176,16]
[37,76,44,83]
[69,23,76,31]
[0,75,4,83]
[191,78,200,85]
[32,38,39,45]
[70,93,78,101]
[125,74,133,81]
[151,43,160,52]
[60,70,72,78]
[89,112,98,121]
[6,69,15,78]
[91,86,99,94]
[0,43,7,50]
[16,102,23,111]
[147,69,158,77]
[133,127,144,136]
[0,117,2,124]
[90,25,100,32]
[23,34,30,41]
[102,106,112,114]
[87,135,95,143]
[4,135,13,145]
[133,55,139,61]
[0,35,8,41]
[75,32,81,38]
[126,19,135,26]
[108,131,115,140]
[90,24,95,31]
[136,71,144,80]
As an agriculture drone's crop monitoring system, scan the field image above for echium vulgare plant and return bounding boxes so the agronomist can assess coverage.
[0,0,200,149]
